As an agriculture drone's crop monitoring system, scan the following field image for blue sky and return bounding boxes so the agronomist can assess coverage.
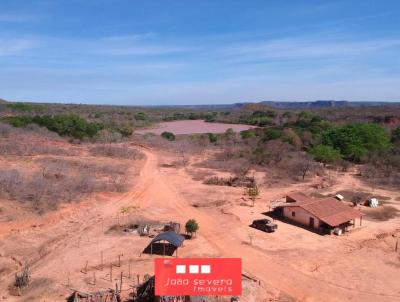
[1,0,400,105]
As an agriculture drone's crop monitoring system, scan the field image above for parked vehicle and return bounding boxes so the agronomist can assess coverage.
[251,219,278,233]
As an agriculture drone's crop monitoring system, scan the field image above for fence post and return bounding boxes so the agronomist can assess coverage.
[120,272,123,294]
[82,261,88,274]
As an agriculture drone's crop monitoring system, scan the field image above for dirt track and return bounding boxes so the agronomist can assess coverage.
[1,147,400,301]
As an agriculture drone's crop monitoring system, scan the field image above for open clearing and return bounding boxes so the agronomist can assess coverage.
[0,140,400,301]
[136,120,257,135]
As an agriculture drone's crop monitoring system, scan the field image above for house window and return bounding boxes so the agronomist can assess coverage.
[291,211,296,217]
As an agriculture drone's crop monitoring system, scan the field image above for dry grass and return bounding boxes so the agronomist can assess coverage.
[0,159,129,211]
[89,144,143,159]
[365,206,400,221]
[203,175,256,188]
[335,190,371,201]
[0,125,140,212]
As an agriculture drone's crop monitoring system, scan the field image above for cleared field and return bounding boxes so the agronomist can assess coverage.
[1,141,399,301]
[136,120,257,135]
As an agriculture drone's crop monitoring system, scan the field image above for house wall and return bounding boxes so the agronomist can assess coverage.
[283,207,321,229]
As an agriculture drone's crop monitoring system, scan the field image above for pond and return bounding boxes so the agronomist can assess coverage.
[136,120,257,135]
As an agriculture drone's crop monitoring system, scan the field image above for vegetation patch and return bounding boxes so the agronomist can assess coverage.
[89,145,143,159]
[321,123,391,162]
[2,114,133,140]
[203,176,256,188]
[335,190,371,202]
[0,157,130,211]
[3,114,101,139]
[161,131,175,141]
[365,206,400,221]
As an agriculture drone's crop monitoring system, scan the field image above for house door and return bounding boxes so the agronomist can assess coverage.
[309,217,315,228]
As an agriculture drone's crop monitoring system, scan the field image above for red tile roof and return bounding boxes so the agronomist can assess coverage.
[286,192,310,204]
[283,194,363,227]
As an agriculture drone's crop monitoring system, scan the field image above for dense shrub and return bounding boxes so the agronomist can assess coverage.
[240,129,256,139]
[161,131,175,141]
[204,112,218,122]
[161,111,223,122]
[6,102,45,112]
[236,110,277,126]
[262,128,283,142]
[3,114,102,139]
[114,124,133,137]
[134,112,148,121]
[207,133,218,143]
[224,128,236,140]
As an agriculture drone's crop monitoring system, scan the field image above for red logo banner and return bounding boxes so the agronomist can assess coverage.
[155,258,242,296]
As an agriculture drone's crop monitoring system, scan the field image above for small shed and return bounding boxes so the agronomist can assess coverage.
[368,198,379,208]
[145,231,184,257]
[335,194,344,201]
[163,221,181,234]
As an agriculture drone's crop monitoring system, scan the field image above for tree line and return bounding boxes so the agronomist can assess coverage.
[2,114,133,140]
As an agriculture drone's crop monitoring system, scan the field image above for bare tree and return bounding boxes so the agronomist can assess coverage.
[292,156,315,181]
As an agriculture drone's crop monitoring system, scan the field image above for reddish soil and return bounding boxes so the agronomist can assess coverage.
[0,143,400,301]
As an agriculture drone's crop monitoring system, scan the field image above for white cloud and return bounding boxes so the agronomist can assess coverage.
[1,29,399,104]
[218,36,400,64]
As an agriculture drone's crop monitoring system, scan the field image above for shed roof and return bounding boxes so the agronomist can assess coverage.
[150,231,184,247]
[283,194,363,227]
[286,192,310,204]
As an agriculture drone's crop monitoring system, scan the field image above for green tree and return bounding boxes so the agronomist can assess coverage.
[185,219,199,238]
[322,123,391,162]
[224,128,235,140]
[247,185,259,207]
[310,145,342,164]
[393,127,400,142]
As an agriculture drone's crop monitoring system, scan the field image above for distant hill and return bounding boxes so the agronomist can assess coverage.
[253,100,400,109]
[2,98,399,110]
[147,100,400,110]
